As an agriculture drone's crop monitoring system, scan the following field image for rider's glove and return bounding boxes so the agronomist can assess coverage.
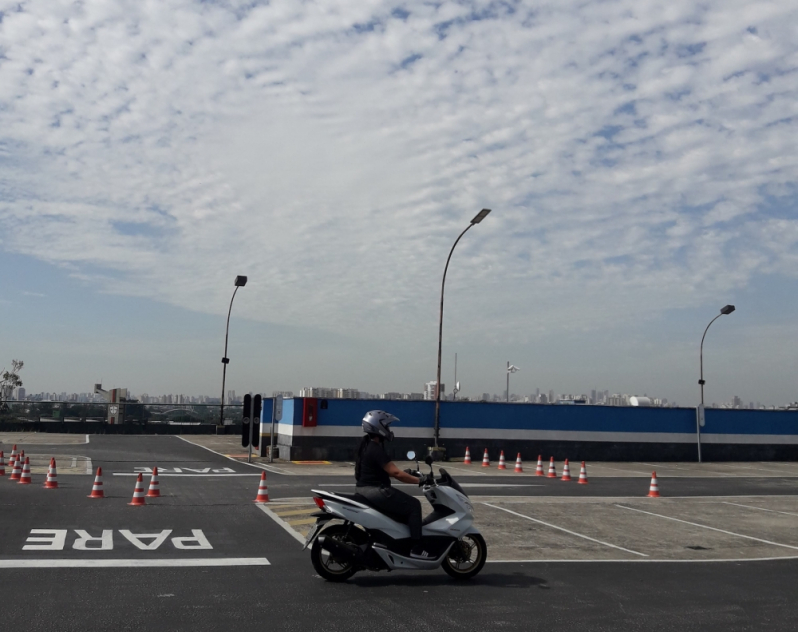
[403,468,414,475]
[418,474,429,487]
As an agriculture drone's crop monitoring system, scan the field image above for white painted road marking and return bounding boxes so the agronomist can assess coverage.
[23,530,213,551]
[175,436,293,475]
[482,502,649,557]
[722,501,798,518]
[615,505,798,551]
[112,473,260,477]
[255,504,306,545]
[486,555,798,564]
[0,558,270,568]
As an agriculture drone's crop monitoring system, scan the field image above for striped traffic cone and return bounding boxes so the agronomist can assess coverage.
[561,459,572,481]
[254,471,269,503]
[146,466,160,497]
[497,451,507,470]
[577,461,589,484]
[481,449,490,467]
[535,455,544,476]
[9,445,17,463]
[128,473,146,506]
[647,472,660,498]
[463,447,472,465]
[88,467,104,498]
[514,453,523,473]
[0,451,5,476]
[44,458,58,489]
[9,455,22,481]
[18,457,32,484]
[547,457,557,478]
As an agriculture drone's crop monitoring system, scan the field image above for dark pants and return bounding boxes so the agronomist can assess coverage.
[356,485,422,541]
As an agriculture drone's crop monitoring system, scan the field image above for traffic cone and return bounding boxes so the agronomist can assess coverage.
[18,457,32,484]
[497,451,507,470]
[254,471,270,503]
[0,451,5,476]
[128,473,146,506]
[647,472,660,498]
[44,458,58,489]
[146,466,160,498]
[88,467,104,498]
[577,461,589,484]
[535,455,544,476]
[481,449,490,467]
[514,453,523,473]
[547,457,557,478]
[10,455,22,481]
[561,459,572,481]
[9,445,17,462]
[463,447,472,465]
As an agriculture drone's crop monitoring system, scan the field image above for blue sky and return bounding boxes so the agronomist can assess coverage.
[1,0,797,405]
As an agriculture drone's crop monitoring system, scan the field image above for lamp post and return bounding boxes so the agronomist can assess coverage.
[506,362,520,402]
[219,275,248,427]
[696,304,735,462]
[433,208,491,452]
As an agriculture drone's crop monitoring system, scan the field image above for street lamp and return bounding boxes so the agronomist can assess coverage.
[433,209,491,453]
[219,275,248,426]
[696,304,735,462]
[506,362,520,402]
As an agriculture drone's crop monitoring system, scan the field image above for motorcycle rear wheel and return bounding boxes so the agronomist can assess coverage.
[441,533,487,580]
[310,524,360,582]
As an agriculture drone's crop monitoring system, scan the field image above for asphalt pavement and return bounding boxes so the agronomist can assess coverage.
[1,434,797,631]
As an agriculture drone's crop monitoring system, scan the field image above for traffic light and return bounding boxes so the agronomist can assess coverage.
[241,394,262,449]
[252,395,261,449]
[241,394,252,448]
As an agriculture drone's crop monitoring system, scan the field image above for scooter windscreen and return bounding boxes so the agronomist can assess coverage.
[437,468,468,497]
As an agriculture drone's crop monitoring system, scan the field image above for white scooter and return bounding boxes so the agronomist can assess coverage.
[305,452,487,581]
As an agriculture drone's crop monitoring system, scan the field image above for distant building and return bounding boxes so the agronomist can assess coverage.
[424,382,445,400]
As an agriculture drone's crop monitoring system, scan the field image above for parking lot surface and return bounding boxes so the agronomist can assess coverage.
[1,433,797,631]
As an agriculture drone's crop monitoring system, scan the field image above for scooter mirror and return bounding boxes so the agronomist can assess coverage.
[424,455,434,466]
[406,451,416,461]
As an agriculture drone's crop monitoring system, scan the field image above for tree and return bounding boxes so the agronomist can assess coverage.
[1,359,24,402]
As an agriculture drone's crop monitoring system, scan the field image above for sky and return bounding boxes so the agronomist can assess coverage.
[1,0,797,406]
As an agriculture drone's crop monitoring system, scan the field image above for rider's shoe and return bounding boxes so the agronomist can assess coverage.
[410,545,431,559]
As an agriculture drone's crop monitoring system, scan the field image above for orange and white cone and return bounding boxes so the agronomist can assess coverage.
[577,461,589,484]
[514,453,523,473]
[128,473,146,506]
[535,455,544,476]
[0,451,5,476]
[481,449,490,467]
[561,459,572,481]
[18,457,32,484]
[9,445,17,462]
[10,455,23,481]
[547,457,557,478]
[44,458,58,489]
[647,472,660,498]
[497,451,507,470]
[146,466,160,497]
[254,471,270,503]
[463,447,471,465]
[88,467,105,498]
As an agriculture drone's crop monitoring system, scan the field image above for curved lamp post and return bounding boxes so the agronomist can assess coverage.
[696,304,735,462]
[219,275,248,426]
[433,209,491,452]
[506,362,520,402]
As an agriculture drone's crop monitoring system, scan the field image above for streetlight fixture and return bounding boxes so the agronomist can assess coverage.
[696,304,735,462]
[433,209,491,454]
[506,362,520,402]
[219,275,248,427]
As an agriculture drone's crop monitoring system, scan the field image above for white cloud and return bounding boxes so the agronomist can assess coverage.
[1,0,797,399]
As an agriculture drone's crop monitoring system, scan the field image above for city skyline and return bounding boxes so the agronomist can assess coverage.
[2,2,797,408]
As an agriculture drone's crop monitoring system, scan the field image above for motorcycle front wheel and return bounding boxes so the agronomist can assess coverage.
[310,524,360,582]
[442,533,487,580]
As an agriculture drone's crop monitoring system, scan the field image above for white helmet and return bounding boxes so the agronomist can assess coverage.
[362,410,398,441]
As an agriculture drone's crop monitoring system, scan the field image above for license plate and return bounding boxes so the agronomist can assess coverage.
[302,523,322,550]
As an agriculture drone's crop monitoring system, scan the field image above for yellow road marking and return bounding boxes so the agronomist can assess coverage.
[287,518,318,526]
[273,509,318,518]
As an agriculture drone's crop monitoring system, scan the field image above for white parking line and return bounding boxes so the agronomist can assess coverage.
[481,502,648,557]
[0,558,270,569]
[112,473,261,477]
[615,505,798,551]
[722,501,798,518]
[255,504,307,545]
[486,555,798,564]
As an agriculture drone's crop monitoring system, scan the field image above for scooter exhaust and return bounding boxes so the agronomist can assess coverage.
[318,535,361,563]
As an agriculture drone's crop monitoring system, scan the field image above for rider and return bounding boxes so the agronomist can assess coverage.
[355,410,429,559]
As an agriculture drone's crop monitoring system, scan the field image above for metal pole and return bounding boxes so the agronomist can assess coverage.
[269,398,276,463]
[506,361,510,403]
[219,286,240,427]
[697,313,722,463]
[434,224,474,448]
[247,397,254,463]
[453,353,457,402]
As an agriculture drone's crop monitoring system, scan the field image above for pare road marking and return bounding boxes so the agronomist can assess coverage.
[23,529,213,551]
[112,467,259,477]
